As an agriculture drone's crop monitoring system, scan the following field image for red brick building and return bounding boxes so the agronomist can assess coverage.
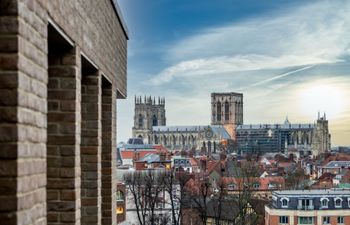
[0,0,128,224]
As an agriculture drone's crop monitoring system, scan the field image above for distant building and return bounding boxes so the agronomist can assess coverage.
[132,96,166,139]
[117,138,159,166]
[173,156,200,173]
[151,125,231,151]
[131,94,237,151]
[236,114,330,157]
[317,161,350,178]
[265,189,350,225]
[131,93,330,157]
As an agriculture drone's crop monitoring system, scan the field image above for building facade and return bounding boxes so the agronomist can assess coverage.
[236,115,330,156]
[0,1,128,224]
[265,190,350,225]
[151,125,231,151]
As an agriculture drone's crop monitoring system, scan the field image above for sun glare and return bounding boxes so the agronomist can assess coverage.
[299,84,345,119]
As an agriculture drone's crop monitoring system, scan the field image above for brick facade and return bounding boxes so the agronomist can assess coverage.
[0,0,128,224]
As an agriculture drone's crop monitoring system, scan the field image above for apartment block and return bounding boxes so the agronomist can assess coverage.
[265,190,350,225]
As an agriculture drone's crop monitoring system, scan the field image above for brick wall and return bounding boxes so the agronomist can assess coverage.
[47,47,81,225]
[1,0,48,224]
[0,0,127,224]
[81,66,102,225]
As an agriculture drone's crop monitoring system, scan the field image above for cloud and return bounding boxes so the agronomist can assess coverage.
[150,0,350,85]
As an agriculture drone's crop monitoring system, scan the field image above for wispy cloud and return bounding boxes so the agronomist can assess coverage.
[238,65,315,91]
[150,0,350,85]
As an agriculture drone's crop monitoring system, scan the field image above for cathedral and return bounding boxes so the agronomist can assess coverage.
[132,92,331,157]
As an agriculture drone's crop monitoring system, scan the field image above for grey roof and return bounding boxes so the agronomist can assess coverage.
[139,153,160,163]
[119,143,155,150]
[152,125,204,132]
[325,161,350,168]
[273,189,350,196]
[152,125,231,139]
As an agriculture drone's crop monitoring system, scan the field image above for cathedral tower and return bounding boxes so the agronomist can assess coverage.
[312,112,331,157]
[211,92,243,126]
[132,96,166,141]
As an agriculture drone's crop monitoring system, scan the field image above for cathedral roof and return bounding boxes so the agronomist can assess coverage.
[152,125,231,139]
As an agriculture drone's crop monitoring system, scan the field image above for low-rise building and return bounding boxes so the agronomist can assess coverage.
[265,189,350,225]
[317,161,350,178]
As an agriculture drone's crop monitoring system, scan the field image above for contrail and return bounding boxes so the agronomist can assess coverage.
[238,65,315,91]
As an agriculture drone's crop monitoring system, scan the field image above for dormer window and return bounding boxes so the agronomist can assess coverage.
[321,198,329,208]
[268,183,277,189]
[335,197,342,208]
[253,183,260,189]
[280,197,289,208]
[228,184,235,190]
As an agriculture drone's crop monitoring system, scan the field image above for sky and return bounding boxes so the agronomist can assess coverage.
[116,0,350,146]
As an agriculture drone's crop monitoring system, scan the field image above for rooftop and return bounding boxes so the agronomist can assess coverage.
[273,189,350,196]
[152,125,231,139]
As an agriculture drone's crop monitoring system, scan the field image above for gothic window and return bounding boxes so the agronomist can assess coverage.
[154,135,159,144]
[152,115,158,126]
[163,135,167,145]
[217,101,221,121]
[138,114,143,128]
[182,135,185,146]
[224,101,229,121]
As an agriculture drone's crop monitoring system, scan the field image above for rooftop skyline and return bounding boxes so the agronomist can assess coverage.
[117,0,350,146]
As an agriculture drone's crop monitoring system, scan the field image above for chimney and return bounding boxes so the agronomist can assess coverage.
[133,151,140,162]
[160,152,166,161]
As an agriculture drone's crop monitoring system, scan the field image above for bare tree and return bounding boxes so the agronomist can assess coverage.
[162,170,192,225]
[212,178,226,225]
[285,167,307,189]
[124,170,167,225]
[189,176,211,224]
[231,165,260,225]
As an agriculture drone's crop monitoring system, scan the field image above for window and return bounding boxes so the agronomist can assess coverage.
[321,198,329,208]
[224,101,229,121]
[335,198,342,208]
[298,217,314,224]
[138,114,143,128]
[337,217,344,224]
[116,191,124,201]
[216,101,221,121]
[116,206,124,214]
[298,199,313,210]
[279,216,289,224]
[253,183,260,189]
[281,199,288,207]
[323,217,330,224]
[152,115,158,126]
[228,184,235,190]
[268,183,277,189]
